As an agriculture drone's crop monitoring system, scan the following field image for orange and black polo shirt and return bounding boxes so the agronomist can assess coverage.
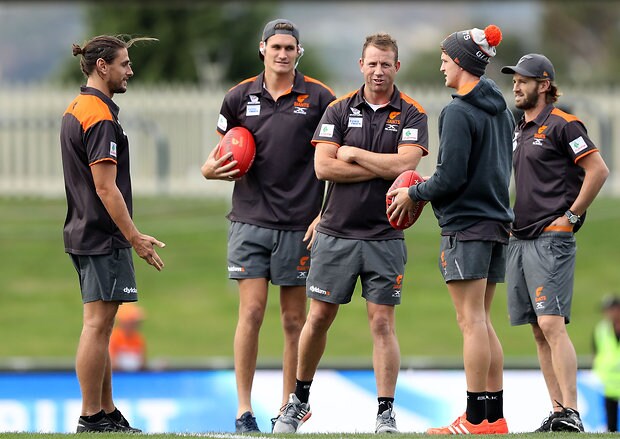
[512,103,599,239]
[311,85,429,240]
[60,86,132,255]
[217,70,336,231]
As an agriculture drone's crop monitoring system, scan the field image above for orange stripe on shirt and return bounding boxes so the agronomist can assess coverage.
[574,148,599,164]
[64,94,113,132]
[551,107,580,123]
[399,92,426,114]
[89,157,117,167]
[456,80,480,96]
[304,75,336,96]
[328,90,358,107]
[543,225,573,232]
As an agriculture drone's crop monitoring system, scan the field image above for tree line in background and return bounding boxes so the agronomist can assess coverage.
[59,2,620,87]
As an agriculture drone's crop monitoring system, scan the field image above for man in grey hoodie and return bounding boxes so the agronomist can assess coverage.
[388,25,514,434]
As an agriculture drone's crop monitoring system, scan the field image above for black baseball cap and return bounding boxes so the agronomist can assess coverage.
[259,19,300,61]
[501,53,555,81]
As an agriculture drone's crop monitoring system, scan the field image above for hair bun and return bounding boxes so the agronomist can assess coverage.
[72,44,83,57]
[484,25,502,47]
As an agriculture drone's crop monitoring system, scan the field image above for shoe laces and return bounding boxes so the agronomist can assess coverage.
[239,414,258,430]
[379,409,396,426]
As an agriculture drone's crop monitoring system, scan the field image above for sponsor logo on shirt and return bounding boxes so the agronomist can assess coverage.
[110,141,117,158]
[349,107,362,117]
[293,94,310,115]
[569,136,588,154]
[384,124,398,132]
[533,125,547,146]
[246,105,260,116]
[401,128,418,141]
[217,114,227,131]
[348,117,363,128]
[319,124,335,137]
[249,95,260,104]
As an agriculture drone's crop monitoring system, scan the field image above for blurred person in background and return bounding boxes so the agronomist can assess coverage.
[593,294,620,432]
[109,303,147,371]
[273,32,428,434]
[61,34,164,433]
[200,19,336,433]
[502,53,609,433]
[388,24,513,435]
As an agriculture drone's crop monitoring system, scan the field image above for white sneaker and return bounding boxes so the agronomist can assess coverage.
[272,393,312,433]
[375,408,399,434]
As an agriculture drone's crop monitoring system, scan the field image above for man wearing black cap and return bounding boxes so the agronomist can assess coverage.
[502,53,609,433]
[389,25,514,435]
[201,19,335,433]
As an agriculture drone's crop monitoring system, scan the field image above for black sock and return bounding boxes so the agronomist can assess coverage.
[466,391,487,424]
[80,410,105,423]
[294,379,312,404]
[486,390,504,423]
[378,397,394,415]
[106,408,122,422]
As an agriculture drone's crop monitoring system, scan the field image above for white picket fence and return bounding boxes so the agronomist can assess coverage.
[0,83,617,197]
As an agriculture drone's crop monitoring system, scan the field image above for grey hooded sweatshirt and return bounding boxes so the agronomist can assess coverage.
[408,76,515,232]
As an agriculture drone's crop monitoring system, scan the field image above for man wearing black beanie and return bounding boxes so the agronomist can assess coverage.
[388,25,514,434]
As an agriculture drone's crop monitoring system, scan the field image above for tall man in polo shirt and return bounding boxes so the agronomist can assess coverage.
[61,35,163,433]
[273,33,428,434]
[201,19,335,433]
[388,25,514,435]
[501,54,609,432]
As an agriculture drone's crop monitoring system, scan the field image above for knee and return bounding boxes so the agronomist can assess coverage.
[240,304,266,329]
[370,314,394,338]
[282,310,306,336]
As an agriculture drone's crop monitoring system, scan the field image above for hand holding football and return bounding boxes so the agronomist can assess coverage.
[215,126,256,178]
[385,170,426,230]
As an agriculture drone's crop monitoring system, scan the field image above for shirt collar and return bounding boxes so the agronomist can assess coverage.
[80,86,120,119]
[352,85,402,111]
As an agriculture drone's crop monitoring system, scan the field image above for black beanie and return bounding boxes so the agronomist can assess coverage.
[441,25,502,77]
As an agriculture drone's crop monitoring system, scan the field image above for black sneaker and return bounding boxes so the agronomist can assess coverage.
[76,412,120,433]
[551,406,585,432]
[235,411,260,433]
[534,411,562,432]
[108,409,142,433]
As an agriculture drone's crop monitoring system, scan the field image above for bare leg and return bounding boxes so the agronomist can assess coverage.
[234,278,268,418]
[279,286,307,407]
[536,315,578,409]
[367,302,400,398]
[297,299,339,381]
[76,300,118,416]
[447,278,490,392]
[484,282,504,392]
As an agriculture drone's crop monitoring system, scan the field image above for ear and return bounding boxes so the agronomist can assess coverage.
[96,58,107,75]
[297,44,304,57]
[259,41,265,56]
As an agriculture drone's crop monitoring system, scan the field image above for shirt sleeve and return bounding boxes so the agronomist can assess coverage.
[399,107,429,155]
[410,105,472,201]
[562,120,598,163]
[84,120,120,165]
[312,102,343,147]
[216,92,240,136]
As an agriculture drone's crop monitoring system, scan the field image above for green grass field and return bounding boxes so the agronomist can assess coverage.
[1,196,618,367]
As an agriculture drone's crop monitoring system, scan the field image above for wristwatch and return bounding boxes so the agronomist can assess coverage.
[565,210,581,225]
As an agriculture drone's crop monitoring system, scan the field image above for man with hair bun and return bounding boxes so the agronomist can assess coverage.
[389,24,514,435]
[60,34,161,433]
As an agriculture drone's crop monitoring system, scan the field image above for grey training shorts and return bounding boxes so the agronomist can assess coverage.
[70,248,138,304]
[306,232,406,305]
[439,236,507,283]
[227,222,310,286]
[506,231,576,325]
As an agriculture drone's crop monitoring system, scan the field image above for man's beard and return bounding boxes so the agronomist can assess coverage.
[515,89,539,110]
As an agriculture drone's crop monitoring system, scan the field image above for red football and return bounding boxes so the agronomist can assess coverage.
[216,126,256,177]
[385,170,426,230]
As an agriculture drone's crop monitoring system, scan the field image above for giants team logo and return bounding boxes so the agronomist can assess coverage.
[392,274,403,297]
[294,94,310,115]
[297,256,310,279]
[535,286,547,310]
